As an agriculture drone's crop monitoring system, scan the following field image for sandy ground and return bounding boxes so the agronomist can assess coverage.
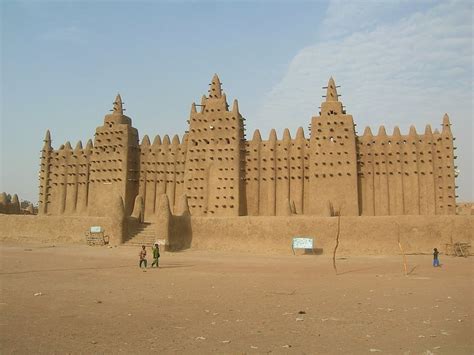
[0,243,472,354]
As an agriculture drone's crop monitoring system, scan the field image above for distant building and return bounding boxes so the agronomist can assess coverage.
[38,75,457,219]
[0,193,21,214]
[456,202,474,215]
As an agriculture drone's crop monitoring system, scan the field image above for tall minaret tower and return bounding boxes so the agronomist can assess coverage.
[184,74,245,216]
[307,77,359,215]
[38,130,52,214]
[88,94,140,216]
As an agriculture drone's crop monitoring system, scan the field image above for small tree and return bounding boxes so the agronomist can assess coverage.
[20,200,32,209]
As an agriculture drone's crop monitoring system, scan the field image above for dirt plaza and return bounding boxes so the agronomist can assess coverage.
[1,243,472,354]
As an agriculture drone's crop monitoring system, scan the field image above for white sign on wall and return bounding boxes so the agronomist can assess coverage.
[90,226,103,233]
[292,237,314,250]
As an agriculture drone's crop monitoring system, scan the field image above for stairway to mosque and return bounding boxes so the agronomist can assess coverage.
[124,222,157,246]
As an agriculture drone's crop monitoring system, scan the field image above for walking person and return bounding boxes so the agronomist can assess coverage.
[151,242,160,268]
[433,248,440,267]
[139,245,147,269]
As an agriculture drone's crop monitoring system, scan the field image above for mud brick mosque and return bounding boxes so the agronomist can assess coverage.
[38,75,457,224]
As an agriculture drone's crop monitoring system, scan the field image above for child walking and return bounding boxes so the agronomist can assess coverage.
[433,248,440,267]
[139,245,147,268]
[151,242,160,268]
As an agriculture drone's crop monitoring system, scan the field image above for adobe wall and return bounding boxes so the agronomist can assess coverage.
[138,134,187,220]
[308,78,359,216]
[357,115,456,216]
[87,105,140,217]
[0,215,118,244]
[183,74,245,217]
[2,214,471,256]
[39,95,140,218]
[38,76,459,219]
[188,215,473,255]
[244,128,308,216]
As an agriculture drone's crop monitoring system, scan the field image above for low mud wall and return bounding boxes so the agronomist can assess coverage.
[1,214,472,255]
[0,215,118,244]
[187,215,473,255]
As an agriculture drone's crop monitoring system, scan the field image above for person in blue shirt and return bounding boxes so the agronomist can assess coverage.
[433,248,440,267]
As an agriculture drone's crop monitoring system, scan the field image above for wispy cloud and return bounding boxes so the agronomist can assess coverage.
[255,0,472,199]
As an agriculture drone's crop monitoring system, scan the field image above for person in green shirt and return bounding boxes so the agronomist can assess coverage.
[151,242,160,268]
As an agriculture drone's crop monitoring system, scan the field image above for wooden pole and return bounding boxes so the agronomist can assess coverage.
[332,211,342,275]
[397,224,408,276]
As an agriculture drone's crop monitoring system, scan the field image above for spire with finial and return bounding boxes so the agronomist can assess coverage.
[442,113,452,134]
[325,77,339,102]
[44,130,51,143]
[200,95,207,112]
[43,130,52,150]
[113,93,123,114]
[208,74,222,98]
[104,93,131,126]
[320,77,343,116]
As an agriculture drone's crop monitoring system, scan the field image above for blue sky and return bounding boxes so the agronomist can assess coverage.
[1,0,472,203]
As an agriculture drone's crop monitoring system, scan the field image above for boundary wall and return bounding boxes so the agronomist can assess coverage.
[185,215,473,255]
[3,214,470,256]
[0,215,118,244]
